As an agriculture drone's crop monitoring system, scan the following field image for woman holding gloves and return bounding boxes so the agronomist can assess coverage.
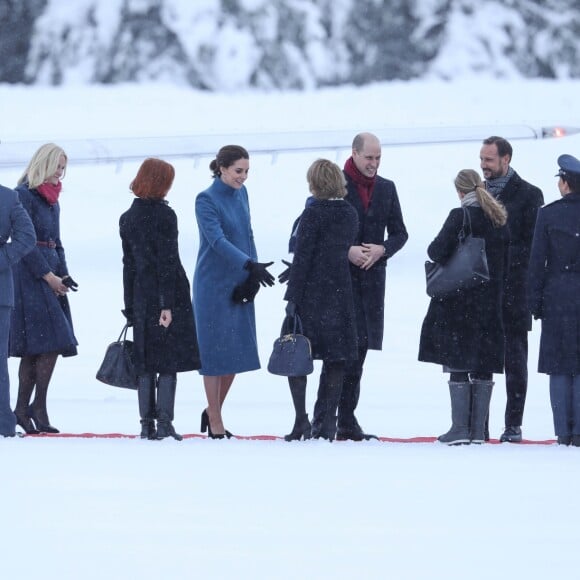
[193,145,274,439]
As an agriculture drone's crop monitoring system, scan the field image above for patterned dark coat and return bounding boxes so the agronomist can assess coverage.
[10,184,78,357]
[528,192,580,374]
[418,206,510,373]
[120,198,200,375]
[344,173,408,350]
[284,199,358,361]
[494,171,544,331]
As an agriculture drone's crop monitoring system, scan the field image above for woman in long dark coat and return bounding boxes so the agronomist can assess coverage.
[284,159,359,441]
[528,154,580,446]
[120,158,200,440]
[418,169,509,445]
[10,143,78,434]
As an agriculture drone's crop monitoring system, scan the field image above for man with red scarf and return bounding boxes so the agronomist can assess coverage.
[312,132,408,440]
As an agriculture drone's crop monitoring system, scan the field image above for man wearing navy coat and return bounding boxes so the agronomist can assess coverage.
[480,136,544,442]
[313,132,408,440]
[0,183,36,437]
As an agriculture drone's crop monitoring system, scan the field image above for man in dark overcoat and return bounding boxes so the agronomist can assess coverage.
[480,136,544,442]
[0,183,35,437]
[312,132,408,440]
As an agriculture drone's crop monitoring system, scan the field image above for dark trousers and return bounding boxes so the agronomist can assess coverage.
[0,307,16,436]
[312,346,368,432]
[503,327,528,427]
[549,374,580,437]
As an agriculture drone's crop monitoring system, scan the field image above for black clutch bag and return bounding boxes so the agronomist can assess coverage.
[267,314,314,377]
[96,324,139,390]
[232,274,261,304]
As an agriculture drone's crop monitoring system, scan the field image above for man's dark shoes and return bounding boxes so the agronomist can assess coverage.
[557,435,571,446]
[336,425,378,441]
[499,426,522,443]
[571,435,580,447]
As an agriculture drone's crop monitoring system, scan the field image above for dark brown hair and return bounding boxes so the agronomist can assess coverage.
[482,136,513,161]
[130,158,175,200]
[209,145,249,177]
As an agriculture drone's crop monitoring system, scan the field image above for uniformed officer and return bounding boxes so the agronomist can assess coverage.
[528,154,580,446]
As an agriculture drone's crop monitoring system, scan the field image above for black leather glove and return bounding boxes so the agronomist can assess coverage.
[122,308,134,327]
[62,275,79,291]
[278,259,292,284]
[232,276,261,304]
[285,300,297,317]
[245,260,275,287]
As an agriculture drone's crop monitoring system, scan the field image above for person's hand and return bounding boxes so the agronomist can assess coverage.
[285,300,297,317]
[348,245,367,267]
[43,272,68,296]
[122,308,134,327]
[278,259,292,284]
[159,309,172,328]
[359,243,386,270]
[246,260,275,287]
[62,275,79,291]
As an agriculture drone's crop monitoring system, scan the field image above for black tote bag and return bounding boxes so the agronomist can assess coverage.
[96,324,139,390]
[267,314,314,377]
[425,207,490,299]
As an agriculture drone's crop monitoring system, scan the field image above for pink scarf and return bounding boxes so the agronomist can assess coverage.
[37,181,62,205]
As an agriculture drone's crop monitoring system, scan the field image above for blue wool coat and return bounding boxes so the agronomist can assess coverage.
[9,184,78,357]
[528,192,580,374]
[0,186,35,308]
[193,178,260,375]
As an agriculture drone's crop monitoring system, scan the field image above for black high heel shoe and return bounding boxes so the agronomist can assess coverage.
[15,412,39,435]
[201,410,233,439]
[284,414,312,442]
[27,407,60,434]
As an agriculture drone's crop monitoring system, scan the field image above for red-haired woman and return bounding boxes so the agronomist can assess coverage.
[120,158,200,440]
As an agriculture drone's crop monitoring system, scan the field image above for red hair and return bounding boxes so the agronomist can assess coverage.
[130,158,175,200]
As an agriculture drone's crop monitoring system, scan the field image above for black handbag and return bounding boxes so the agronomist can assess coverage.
[96,324,139,390]
[425,207,490,299]
[267,314,314,377]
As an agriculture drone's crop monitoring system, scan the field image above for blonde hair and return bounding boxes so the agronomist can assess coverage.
[18,143,67,189]
[306,159,347,200]
[454,169,507,227]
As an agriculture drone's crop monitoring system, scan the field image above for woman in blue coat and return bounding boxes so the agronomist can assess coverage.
[528,154,580,446]
[193,145,274,438]
[284,159,359,441]
[10,143,78,434]
[120,158,201,441]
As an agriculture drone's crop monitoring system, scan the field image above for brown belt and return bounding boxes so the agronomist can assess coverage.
[37,240,56,249]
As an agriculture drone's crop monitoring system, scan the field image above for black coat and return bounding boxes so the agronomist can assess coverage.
[494,171,544,331]
[528,192,580,374]
[418,206,510,373]
[120,198,200,375]
[284,199,358,361]
[344,174,408,350]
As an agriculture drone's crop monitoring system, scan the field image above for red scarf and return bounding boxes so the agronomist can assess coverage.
[344,156,376,212]
[36,181,62,205]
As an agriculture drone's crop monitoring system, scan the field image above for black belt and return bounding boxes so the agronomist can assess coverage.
[37,240,56,249]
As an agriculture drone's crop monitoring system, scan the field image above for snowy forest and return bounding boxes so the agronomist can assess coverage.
[1,0,580,90]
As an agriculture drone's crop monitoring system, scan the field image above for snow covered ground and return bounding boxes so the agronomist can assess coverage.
[2,79,580,579]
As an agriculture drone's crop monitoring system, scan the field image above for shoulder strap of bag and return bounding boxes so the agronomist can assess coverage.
[118,323,129,342]
[459,207,473,241]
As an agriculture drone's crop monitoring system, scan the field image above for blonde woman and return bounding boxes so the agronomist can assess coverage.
[283,159,359,441]
[418,169,509,445]
[10,143,78,434]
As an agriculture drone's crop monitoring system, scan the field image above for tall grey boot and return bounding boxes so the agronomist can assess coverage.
[156,374,182,441]
[438,381,471,445]
[470,380,494,444]
[138,374,157,440]
[316,364,344,441]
